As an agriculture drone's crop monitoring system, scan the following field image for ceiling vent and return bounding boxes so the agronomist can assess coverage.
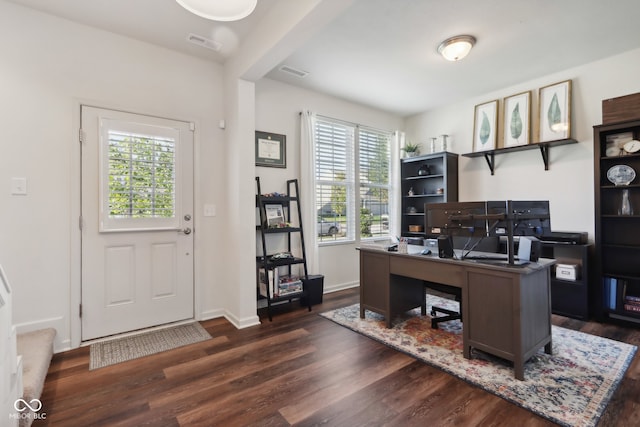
[279,65,309,78]
[187,33,222,51]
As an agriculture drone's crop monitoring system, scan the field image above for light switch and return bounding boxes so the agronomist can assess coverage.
[11,177,27,195]
[203,204,216,217]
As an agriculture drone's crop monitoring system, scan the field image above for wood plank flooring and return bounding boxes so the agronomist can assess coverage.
[36,288,640,426]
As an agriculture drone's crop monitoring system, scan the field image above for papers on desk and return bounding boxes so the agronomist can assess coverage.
[407,245,426,255]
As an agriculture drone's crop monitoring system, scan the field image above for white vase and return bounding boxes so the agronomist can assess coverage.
[619,189,633,215]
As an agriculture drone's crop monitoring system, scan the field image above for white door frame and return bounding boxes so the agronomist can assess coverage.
[69,101,202,348]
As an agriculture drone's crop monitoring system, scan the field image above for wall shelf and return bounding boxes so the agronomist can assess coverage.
[461,138,578,175]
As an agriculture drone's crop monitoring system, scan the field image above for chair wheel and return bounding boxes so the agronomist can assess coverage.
[430,310,437,316]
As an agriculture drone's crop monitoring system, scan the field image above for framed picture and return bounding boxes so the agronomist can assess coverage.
[255,131,286,168]
[538,80,572,142]
[265,204,285,227]
[503,91,531,147]
[473,100,498,152]
[605,132,634,157]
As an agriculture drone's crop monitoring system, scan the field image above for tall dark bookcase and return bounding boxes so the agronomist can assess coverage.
[593,120,640,324]
[400,152,458,237]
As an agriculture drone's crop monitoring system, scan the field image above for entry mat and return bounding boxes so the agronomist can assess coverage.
[320,295,636,427]
[89,322,212,370]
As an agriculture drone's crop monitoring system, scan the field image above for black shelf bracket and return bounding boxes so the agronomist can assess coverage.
[539,144,550,170]
[483,151,495,175]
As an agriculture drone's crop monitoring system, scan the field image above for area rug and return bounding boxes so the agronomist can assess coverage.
[320,295,636,427]
[90,322,211,370]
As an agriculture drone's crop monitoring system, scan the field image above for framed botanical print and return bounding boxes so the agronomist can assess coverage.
[473,100,498,152]
[255,131,286,168]
[538,80,572,142]
[503,91,531,147]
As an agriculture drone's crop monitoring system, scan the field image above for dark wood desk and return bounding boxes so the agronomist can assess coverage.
[359,248,554,380]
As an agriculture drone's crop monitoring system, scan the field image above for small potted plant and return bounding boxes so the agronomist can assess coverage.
[401,141,421,158]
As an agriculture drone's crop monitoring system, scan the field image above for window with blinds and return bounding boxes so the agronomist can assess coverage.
[99,118,181,232]
[107,130,176,219]
[314,117,391,243]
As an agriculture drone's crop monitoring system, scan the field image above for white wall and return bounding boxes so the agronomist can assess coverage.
[405,48,640,239]
[0,2,228,350]
[255,78,403,291]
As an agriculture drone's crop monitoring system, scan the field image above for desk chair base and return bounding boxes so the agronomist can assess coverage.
[430,306,461,329]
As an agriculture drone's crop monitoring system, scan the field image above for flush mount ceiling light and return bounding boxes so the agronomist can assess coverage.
[437,35,476,61]
[176,0,257,21]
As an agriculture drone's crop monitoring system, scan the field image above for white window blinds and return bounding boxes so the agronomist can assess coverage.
[314,116,391,242]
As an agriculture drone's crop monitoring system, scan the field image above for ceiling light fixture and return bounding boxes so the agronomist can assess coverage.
[437,35,476,61]
[176,0,257,22]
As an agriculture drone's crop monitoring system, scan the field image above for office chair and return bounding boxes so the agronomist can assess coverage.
[425,236,500,329]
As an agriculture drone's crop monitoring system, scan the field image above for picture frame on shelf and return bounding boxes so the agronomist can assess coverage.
[503,91,531,147]
[255,131,286,168]
[605,132,634,157]
[538,80,572,142]
[473,99,498,152]
[265,204,285,227]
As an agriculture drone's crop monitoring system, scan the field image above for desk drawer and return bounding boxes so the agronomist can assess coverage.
[390,256,463,286]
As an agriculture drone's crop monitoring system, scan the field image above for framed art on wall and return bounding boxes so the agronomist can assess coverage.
[538,80,572,142]
[503,91,531,147]
[255,131,286,168]
[473,100,498,152]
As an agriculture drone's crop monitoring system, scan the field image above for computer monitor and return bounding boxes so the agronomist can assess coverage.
[424,201,488,238]
[486,200,551,237]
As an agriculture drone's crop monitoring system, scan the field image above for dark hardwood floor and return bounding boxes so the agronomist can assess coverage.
[37,288,640,426]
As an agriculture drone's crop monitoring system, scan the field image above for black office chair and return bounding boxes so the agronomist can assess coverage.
[425,236,500,329]
[425,282,462,329]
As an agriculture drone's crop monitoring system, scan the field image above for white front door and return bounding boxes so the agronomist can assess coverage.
[80,106,194,341]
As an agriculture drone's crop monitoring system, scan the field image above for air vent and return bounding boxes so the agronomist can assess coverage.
[187,33,222,51]
[279,65,309,78]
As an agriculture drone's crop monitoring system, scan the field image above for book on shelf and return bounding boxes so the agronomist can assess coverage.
[258,268,278,298]
[624,294,640,303]
[606,277,618,310]
[624,303,640,313]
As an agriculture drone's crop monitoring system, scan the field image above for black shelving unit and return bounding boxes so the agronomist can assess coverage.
[593,120,640,324]
[401,152,458,237]
[255,177,310,321]
[540,242,592,320]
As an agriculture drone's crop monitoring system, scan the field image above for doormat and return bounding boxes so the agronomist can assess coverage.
[89,322,211,370]
[320,296,636,427]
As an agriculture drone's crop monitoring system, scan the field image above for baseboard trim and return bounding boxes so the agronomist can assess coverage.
[224,310,261,329]
[324,280,359,294]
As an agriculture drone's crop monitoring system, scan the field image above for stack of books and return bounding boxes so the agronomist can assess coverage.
[277,275,303,297]
[259,269,303,298]
[624,294,640,313]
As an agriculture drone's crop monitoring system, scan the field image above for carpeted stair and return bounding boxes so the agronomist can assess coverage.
[16,328,56,427]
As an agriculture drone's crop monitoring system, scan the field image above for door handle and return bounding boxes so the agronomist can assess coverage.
[182,227,192,235]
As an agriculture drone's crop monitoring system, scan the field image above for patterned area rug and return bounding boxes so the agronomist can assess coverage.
[90,322,211,370]
[320,295,636,427]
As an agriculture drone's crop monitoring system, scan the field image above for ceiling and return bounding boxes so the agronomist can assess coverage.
[7,0,640,117]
